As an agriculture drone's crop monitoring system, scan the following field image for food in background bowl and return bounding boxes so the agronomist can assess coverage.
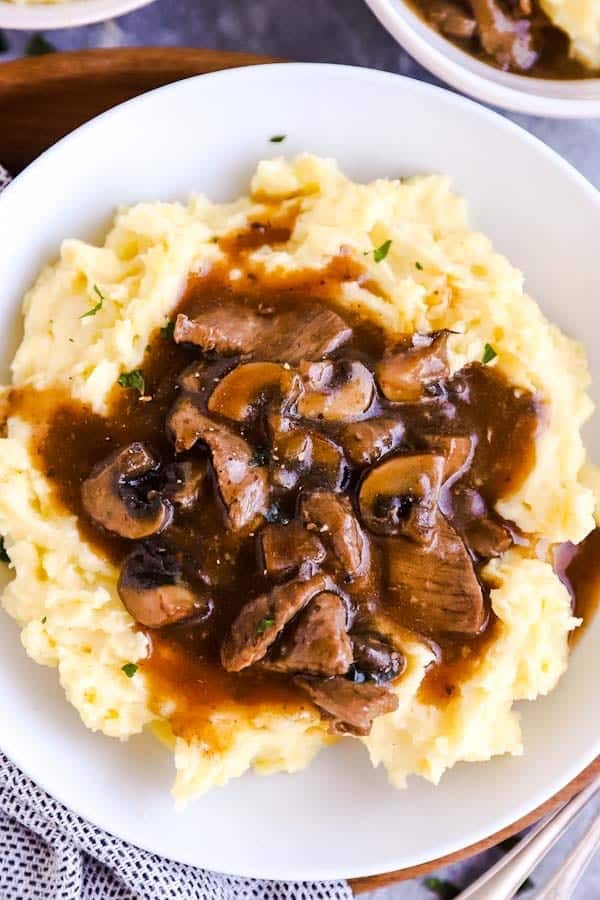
[0,154,597,803]
[410,0,600,76]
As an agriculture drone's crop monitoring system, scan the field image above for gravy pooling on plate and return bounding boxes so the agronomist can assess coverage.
[12,227,548,740]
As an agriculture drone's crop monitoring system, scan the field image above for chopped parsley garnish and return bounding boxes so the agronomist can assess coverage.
[25,34,56,56]
[257,617,275,634]
[269,135,286,143]
[415,261,424,270]
[423,877,461,900]
[117,369,145,394]
[482,342,498,365]
[161,320,175,340]
[41,616,47,625]
[0,30,9,53]
[373,239,392,263]
[80,285,104,319]
[0,537,9,564]
[121,662,138,678]
[250,446,270,467]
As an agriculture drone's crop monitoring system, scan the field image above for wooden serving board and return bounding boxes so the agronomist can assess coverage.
[1,47,598,893]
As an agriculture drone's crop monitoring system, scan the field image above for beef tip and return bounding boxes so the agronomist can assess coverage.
[297,359,375,422]
[358,452,445,544]
[163,460,206,511]
[300,490,370,580]
[260,520,326,579]
[376,331,450,402]
[351,634,406,684]
[464,518,513,558]
[118,544,209,628]
[266,307,352,364]
[272,429,347,492]
[386,515,486,634]
[221,572,328,672]
[340,417,406,467]
[173,299,265,353]
[295,676,398,736]
[427,0,477,38]
[469,0,539,71]
[177,358,238,398]
[268,592,353,676]
[167,397,268,530]
[208,361,301,423]
[425,434,473,484]
[82,443,172,539]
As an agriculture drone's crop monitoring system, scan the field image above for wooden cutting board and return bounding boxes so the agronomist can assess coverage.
[1,46,598,894]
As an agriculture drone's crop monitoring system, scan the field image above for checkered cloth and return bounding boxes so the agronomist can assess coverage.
[0,163,351,900]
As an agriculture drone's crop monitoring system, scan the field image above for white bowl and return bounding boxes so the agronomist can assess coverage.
[365,0,600,117]
[0,63,598,881]
[0,0,155,30]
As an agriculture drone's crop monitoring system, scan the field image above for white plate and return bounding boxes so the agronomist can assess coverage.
[0,63,598,881]
[365,0,600,117]
[0,0,155,30]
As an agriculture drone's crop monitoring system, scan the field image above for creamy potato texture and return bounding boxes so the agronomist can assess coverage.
[0,155,596,802]
[539,0,600,68]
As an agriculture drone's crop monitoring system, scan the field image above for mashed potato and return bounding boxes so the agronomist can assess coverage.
[0,155,595,802]
[539,0,600,69]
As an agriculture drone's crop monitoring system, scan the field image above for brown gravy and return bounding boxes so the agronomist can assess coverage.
[409,0,600,80]
[8,245,551,738]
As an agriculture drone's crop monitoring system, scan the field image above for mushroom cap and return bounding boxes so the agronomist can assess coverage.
[375,331,450,402]
[81,443,172,540]
[118,544,206,628]
[297,360,375,422]
[208,361,301,422]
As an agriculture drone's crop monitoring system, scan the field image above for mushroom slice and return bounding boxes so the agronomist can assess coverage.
[163,460,206,511]
[173,299,265,353]
[166,397,268,531]
[81,443,171,540]
[351,634,406,684]
[208,361,301,422]
[295,676,398,736]
[376,331,450,402]
[300,490,370,580]
[425,434,474,484]
[221,572,328,672]
[340,416,406,467]
[268,592,353,677]
[272,429,347,492]
[297,360,375,422]
[359,452,445,544]
[386,516,486,635]
[118,544,207,628]
[260,520,326,579]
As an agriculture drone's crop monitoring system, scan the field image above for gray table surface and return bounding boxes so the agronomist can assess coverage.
[1,1,599,896]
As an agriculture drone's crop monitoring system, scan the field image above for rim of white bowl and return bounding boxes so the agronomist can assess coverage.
[0,0,155,30]
[365,0,600,117]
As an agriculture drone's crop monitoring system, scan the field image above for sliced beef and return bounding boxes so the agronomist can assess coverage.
[300,490,370,579]
[386,515,486,634]
[376,331,450,402]
[268,592,353,676]
[118,544,209,628]
[167,397,268,530]
[162,460,206,511]
[173,299,266,353]
[295,676,398,735]
[266,307,352,364]
[351,634,406,684]
[221,572,328,671]
[446,485,513,559]
[260,520,326,578]
[469,0,539,71]
[341,417,406,467]
[297,359,375,422]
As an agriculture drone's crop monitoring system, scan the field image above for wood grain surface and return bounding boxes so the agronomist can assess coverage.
[1,47,597,894]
